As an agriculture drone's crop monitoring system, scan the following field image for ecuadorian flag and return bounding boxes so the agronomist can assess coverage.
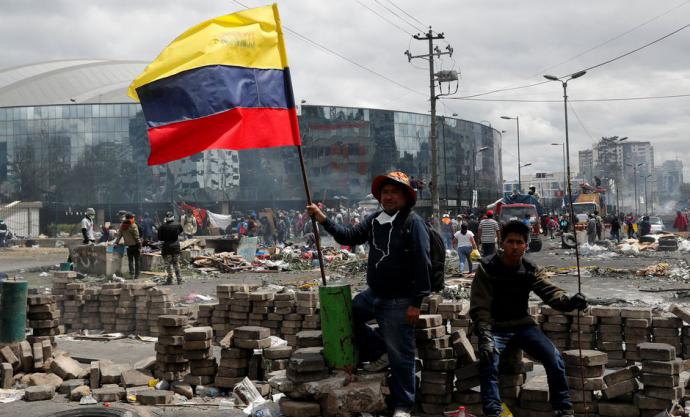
[128,4,300,165]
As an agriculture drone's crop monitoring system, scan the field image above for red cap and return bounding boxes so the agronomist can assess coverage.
[487,210,494,216]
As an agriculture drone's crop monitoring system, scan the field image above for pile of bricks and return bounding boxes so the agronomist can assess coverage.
[215,326,270,389]
[279,346,328,417]
[622,307,652,364]
[593,306,626,368]
[563,349,607,416]
[154,315,190,382]
[263,345,292,373]
[99,283,120,333]
[450,329,480,413]
[569,309,596,351]
[50,270,76,311]
[416,313,455,414]
[636,342,685,416]
[81,286,102,330]
[27,294,61,339]
[497,348,529,411]
[115,283,137,334]
[134,282,154,335]
[61,283,85,332]
[651,314,682,352]
[248,291,275,328]
[518,374,551,417]
[600,365,641,415]
[197,303,215,328]
[147,287,175,336]
[541,306,571,350]
[183,326,216,386]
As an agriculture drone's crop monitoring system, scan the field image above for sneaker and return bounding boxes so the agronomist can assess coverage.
[392,408,411,417]
[362,353,389,372]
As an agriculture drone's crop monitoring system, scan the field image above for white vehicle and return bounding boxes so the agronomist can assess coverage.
[649,216,665,233]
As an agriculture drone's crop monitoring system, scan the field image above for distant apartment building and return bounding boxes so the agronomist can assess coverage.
[655,159,683,200]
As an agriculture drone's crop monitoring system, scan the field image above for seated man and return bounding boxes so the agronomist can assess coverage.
[470,220,587,417]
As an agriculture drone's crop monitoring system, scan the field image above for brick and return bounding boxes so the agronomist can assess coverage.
[565,364,604,378]
[122,369,153,387]
[642,359,682,375]
[289,351,326,373]
[415,326,446,339]
[451,329,476,363]
[24,385,55,401]
[50,355,87,380]
[157,315,188,327]
[424,358,457,371]
[234,326,270,340]
[563,349,608,367]
[566,376,604,390]
[591,306,621,317]
[416,314,443,328]
[264,346,293,360]
[634,393,671,410]
[234,337,271,349]
[669,304,690,324]
[621,308,652,319]
[603,378,640,399]
[0,346,19,370]
[280,399,321,417]
[638,343,676,361]
[182,340,212,350]
[137,389,173,405]
[520,374,549,402]
[598,401,640,417]
[90,361,100,389]
[296,330,323,348]
[603,365,641,386]
[640,373,679,388]
[1,362,12,388]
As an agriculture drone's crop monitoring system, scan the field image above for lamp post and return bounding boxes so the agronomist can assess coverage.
[473,146,490,207]
[544,70,586,293]
[626,162,645,215]
[615,137,628,216]
[501,115,521,193]
[551,142,566,199]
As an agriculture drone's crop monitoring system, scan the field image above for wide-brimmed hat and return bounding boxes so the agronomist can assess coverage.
[371,171,417,206]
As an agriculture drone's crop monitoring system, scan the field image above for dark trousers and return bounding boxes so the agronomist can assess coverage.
[126,245,140,278]
[352,289,416,409]
[479,326,572,416]
[481,242,496,256]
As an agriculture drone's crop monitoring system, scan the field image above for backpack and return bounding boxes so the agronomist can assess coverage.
[403,211,446,292]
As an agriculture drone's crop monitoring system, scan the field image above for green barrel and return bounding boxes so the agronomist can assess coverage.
[0,281,28,343]
[319,283,356,370]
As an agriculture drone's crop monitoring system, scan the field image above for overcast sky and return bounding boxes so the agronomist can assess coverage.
[2,0,689,180]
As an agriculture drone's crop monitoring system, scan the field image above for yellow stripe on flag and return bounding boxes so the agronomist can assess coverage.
[128,4,288,101]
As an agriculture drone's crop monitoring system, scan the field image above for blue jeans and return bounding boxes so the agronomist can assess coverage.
[443,232,453,250]
[457,246,473,272]
[352,289,416,409]
[479,326,572,416]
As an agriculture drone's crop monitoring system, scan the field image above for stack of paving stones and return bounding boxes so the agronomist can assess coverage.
[437,301,465,322]
[61,283,85,332]
[249,291,275,327]
[451,328,481,415]
[81,286,102,330]
[267,291,296,337]
[285,291,319,346]
[115,283,137,334]
[420,294,443,314]
[541,306,571,351]
[636,342,684,416]
[517,374,552,417]
[134,282,156,335]
[563,349,608,417]
[279,342,328,417]
[416,313,455,414]
[497,347,530,412]
[668,304,690,359]
[263,345,293,374]
[599,365,642,416]
[212,284,235,338]
[621,307,652,365]
[147,287,175,336]
[216,334,253,389]
[651,313,682,353]
[183,326,216,386]
[228,288,252,333]
[197,303,215,327]
[154,315,190,382]
[592,306,626,368]
[50,270,77,311]
[99,283,121,333]
[568,308,596,350]
[683,325,690,360]
[27,293,61,339]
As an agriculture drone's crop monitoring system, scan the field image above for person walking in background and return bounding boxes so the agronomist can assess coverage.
[610,216,621,243]
[586,213,597,245]
[440,214,454,250]
[140,212,156,242]
[158,211,184,285]
[454,222,477,274]
[0,218,8,247]
[625,214,635,239]
[477,210,500,256]
[547,216,558,239]
[673,210,688,232]
[114,213,142,279]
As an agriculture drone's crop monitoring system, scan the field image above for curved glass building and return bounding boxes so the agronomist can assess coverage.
[0,60,502,228]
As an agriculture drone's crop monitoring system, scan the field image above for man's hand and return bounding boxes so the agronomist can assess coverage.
[306,204,327,224]
[405,305,420,326]
[477,323,496,364]
[569,293,588,311]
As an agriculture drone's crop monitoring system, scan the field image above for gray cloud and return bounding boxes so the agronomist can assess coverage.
[1,0,688,180]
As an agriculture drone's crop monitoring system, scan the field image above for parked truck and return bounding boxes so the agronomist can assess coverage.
[487,194,544,252]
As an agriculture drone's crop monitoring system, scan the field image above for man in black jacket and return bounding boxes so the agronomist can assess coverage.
[158,211,184,285]
[470,220,587,417]
[307,171,430,417]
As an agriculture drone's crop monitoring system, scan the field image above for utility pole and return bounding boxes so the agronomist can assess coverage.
[406,27,456,222]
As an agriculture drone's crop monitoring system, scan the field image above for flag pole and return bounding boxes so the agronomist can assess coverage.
[296,145,328,286]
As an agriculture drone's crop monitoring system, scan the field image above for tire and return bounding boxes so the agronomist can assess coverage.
[49,408,140,417]
[562,233,577,249]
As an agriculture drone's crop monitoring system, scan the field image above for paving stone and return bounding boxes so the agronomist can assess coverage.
[50,355,87,380]
[1,362,12,388]
[133,356,156,370]
[451,329,476,363]
[70,385,91,401]
[90,361,100,389]
[137,389,173,405]
[416,314,443,328]
[641,359,682,375]
[28,372,63,390]
[18,341,33,372]
[669,304,690,324]
[158,315,188,327]
[520,374,549,402]
[183,326,213,341]
[565,364,605,378]
[296,330,323,347]
[280,398,321,417]
[455,361,479,380]
[289,351,326,372]
[183,340,212,350]
[424,358,457,371]
[603,378,640,399]
[234,326,270,340]
[32,343,43,369]
[415,326,446,339]
[24,384,55,401]
[563,349,608,367]
[621,308,652,319]
[122,368,153,387]
[0,346,20,370]
[603,365,641,386]
[58,378,87,395]
[598,401,640,417]
[590,306,621,317]
[638,343,676,361]
[234,337,271,349]
[640,373,679,388]
[264,346,293,360]
[566,376,604,390]
[92,386,126,402]
[171,381,193,399]
[100,363,130,384]
[634,393,671,410]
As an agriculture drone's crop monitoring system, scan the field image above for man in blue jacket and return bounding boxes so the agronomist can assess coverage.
[307,171,431,417]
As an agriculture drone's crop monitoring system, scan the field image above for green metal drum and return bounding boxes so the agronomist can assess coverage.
[318,283,356,370]
[0,280,28,343]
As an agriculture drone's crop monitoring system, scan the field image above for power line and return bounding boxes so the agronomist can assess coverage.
[457,22,690,99]
[568,102,596,143]
[373,0,426,32]
[445,93,690,103]
[353,0,413,36]
[384,0,427,27]
[230,0,425,97]
[527,0,690,78]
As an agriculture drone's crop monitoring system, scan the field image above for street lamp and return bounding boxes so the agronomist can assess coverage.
[544,70,586,289]
[520,163,532,168]
[501,115,521,192]
[626,162,645,215]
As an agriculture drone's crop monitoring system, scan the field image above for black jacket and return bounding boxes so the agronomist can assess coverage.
[322,208,431,307]
[158,221,183,256]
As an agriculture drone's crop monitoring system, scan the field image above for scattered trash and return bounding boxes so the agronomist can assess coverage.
[233,377,266,409]
[79,394,97,405]
[679,239,690,252]
[636,263,670,277]
[0,389,24,403]
[251,401,280,417]
[182,293,214,303]
[578,243,608,256]
[39,272,49,277]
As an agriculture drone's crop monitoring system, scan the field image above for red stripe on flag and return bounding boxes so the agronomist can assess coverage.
[146,107,301,165]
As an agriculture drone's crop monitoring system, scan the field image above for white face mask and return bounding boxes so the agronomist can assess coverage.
[375,211,398,225]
